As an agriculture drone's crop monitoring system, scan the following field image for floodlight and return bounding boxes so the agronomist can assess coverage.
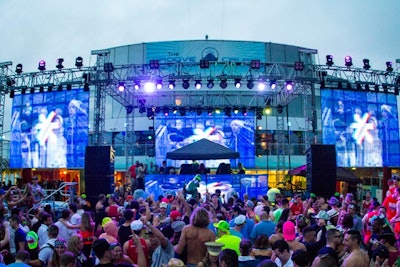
[168,79,175,89]
[21,88,26,95]
[48,85,53,92]
[207,78,214,89]
[134,81,141,90]
[15,64,23,74]
[163,106,169,116]
[285,81,293,90]
[156,79,163,90]
[344,56,353,67]
[30,87,35,94]
[264,105,272,115]
[220,78,227,89]
[247,79,254,89]
[326,55,334,67]
[207,107,213,115]
[58,84,63,92]
[214,107,221,114]
[196,106,202,115]
[172,107,178,114]
[224,107,232,117]
[363,59,371,70]
[56,58,64,70]
[386,61,393,72]
[241,106,247,116]
[179,107,186,116]
[66,84,72,91]
[270,80,276,89]
[182,79,190,89]
[195,80,202,89]
[233,107,239,114]
[39,86,44,93]
[258,80,266,90]
[118,82,125,92]
[75,57,83,68]
[234,78,241,88]
[38,60,46,71]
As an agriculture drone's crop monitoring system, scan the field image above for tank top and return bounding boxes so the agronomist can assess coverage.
[80,229,94,245]
[107,205,119,220]
[126,238,150,267]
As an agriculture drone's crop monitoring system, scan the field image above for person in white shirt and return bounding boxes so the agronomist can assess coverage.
[272,240,293,267]
[37,212,53,247]
[69,203,81,226]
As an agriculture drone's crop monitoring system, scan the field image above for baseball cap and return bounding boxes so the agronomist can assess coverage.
[102,217,112,227]
[161,258,185,267]
[327,209,339,219]
[245,200,254,208]
[130,220,144,231]
[172,221,186,233]
[234,215,246,226]
[314,210,329,220]
[213,220,230,233]
[282,221,296,241]
[55,238,66,248]
[26,231,38,249]
[160,202,168,209]
[205,242,224,256]
[170,210,182,221]
[80,194,87,199]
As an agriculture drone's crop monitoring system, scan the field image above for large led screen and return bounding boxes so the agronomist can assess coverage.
[10,89,89,169]
[321,89,399,167]
[155,111,255,168]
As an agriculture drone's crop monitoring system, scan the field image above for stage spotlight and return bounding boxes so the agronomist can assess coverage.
[104,62,114,72]
[220,77,227,89]
[386,61,393,72]
[48,85,53,92]
[214,107,221,114]
[294,61,304,71]
[67,84,72,91]
[247,79,254,89]
[156,79,163,90]
[56,58,64,70]
[207,78,214,89]
[182,78,190,89]
[233,107,239,114]
[172,107,178,114]
[118,82,125,92]
[38,60,46,71]
[144,82,156,92]
[196,106,202,115]
[326,55,334,67]
[200,59,210,69]
[15,63,23,74]
[21,88,26,95]
[270,80,276,89]
[195,80,202,89]
[163,106,169,116]
[258,80,266,90]
[39,86,44,93]
[345,56,353,67]
[179,107,186,116]
[251,60,261,69]
[134,81,141,90]
[149,60,159,69]
[224,107,232,117]
[147,108,155,119]
[241,106,247,116]
[84,83,90,92]
[58,84,63,92]
[264,105,272,115]
[374,84,380,92]
[363,59,371,70]
[139,106,146,113]
[9,90,14,98]
[207,107,213,115]
[75,57,83,68]
[365,84,370,90]
[285,81,293,90]
[168,79,175,89]
[234,78,241,88]
[30,87,35,94]
[356,83,362,90]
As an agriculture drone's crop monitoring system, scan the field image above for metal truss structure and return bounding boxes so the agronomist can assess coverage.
[0,57,399,188]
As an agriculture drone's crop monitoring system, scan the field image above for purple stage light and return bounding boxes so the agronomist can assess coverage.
[345,56,353,67]
[118,83,125,92]
[286,81,293,90]
[144,81,156,92]
[38,60,46,71]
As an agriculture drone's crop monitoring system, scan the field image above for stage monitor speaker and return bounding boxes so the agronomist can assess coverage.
[307,144,337,198]
[84,146,114,203]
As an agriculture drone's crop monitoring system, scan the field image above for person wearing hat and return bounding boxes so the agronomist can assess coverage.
[48,238,67,267]
[142,217,175,267]
[161,210,182,240]
[123,220,151,267]
[26,231,39,261]
[282,221,306,252]
[31,176,45,204]
[29,224,59,267]
[198,242,224,267]
[228,205,253,240]
[230,215,246,238]
[185,174,202,201]
[161,258,185,267]
[289,194,304,217]
[314,210,330,243]
[214,220,241,256]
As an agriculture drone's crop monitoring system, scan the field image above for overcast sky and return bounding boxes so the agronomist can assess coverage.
[1,0,399,73]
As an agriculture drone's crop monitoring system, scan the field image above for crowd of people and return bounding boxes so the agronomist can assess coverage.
[0,174,400,267]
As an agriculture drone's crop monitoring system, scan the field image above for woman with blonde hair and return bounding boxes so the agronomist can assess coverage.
[67,235,89,267]
[80,211,96,258]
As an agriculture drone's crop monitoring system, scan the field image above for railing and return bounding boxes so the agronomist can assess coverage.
[28,181,77,214]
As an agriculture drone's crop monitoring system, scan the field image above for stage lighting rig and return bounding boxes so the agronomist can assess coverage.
[207,78,214,89]
[56,58,64,70]
[247,78,254,89]
[15,64,23,74]
[363,59,371,70]
[182,78,190,89]
[344,56,353,68]
[386,61,393,72]
[38,60,46,71]
[234,78,241,88]
[75,57,83,68]
[195,79,202,89]
[168,79,175,89]
[326,55,334,67]
[219,77,227,89]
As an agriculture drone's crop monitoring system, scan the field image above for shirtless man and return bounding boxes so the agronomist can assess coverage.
[174,207,215,267]
[342,230,369,267]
